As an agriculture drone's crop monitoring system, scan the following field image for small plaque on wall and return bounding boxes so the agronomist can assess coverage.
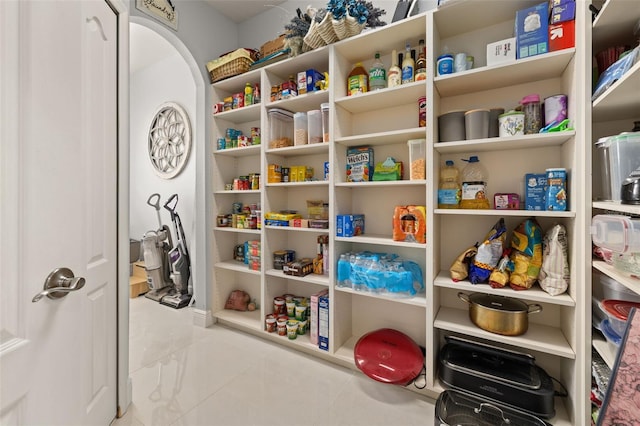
[136,0,178,31]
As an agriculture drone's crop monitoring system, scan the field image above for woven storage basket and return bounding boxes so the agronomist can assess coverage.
[303,19,327,50]
[206,49,256,84]
[317,12,339,45]
[333,15,366,40]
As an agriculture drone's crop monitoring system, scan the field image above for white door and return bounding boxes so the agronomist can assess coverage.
[0,0,119,424]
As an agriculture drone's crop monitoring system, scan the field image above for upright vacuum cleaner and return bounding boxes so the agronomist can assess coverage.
[142,193,174,302]
[160,194,192,309]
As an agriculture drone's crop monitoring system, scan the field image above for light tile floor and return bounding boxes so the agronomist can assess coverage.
[112,297,436,426]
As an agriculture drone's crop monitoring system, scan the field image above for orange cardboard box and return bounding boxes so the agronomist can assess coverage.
[392,205,426,244]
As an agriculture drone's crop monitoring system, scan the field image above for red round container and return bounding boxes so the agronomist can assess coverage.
[354,328,424,385]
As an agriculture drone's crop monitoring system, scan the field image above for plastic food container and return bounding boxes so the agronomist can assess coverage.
[293,112,308,145]
[599,318,622,353]
[600,299,640,336]
[600,132,640,201]
[407,139,426,180]
[593,270,640,302]
[307,109,322,144]
[591,214,640,254]
[321,103,330,142]
[268,108,294,149]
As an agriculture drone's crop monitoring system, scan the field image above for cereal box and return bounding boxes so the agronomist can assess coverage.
[346,146,374,182]
[546,168,567,211]
[336,214,365,237]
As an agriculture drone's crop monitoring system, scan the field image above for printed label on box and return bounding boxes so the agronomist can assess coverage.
[525,173,547,211]
[515,2,549,59]
[346,146,374,182]
[337,214,365,237]
[318,295,329,351]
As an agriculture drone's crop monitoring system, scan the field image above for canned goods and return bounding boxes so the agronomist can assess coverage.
[216,214,229,227]
[282,167,290,183]
[251,173,260,190]
[273,297,286,315]
[265,314,276,332]
[217,137,226,150]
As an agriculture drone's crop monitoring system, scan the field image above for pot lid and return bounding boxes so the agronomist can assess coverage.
[601,299,640,321]
[470,293,528,312]
[354,328,424,385]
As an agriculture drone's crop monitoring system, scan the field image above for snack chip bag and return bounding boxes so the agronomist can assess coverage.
[469,218,507,284]
[489,249,513,288]
[509,219,543,290]
[450,244,478,282]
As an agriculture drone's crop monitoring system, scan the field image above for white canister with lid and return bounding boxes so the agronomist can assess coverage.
[307,109,322,144]
[498,110,525,137]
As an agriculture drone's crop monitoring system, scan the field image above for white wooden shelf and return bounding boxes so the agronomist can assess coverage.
[265,181,329,188]
[213,144,261,157]
[212,103,261,124]
[335,286,427,307]
[592,260,640,295]
[263,225,329,234]
[592,62,640,123]
[434,272,576,307]
[214,260,261,275]
[266,89,330,113]
[211,68,261,93]
[434,131,575,154]
[265,269,330,286]
[434,307,575,359]
[593,201,640,215]
[335,127,426,147]
[592,0,640,52]
[334,81,426,114]
[213,308,261,331]
[592,334,617,369]
[335,180,427,188]
[214,189,261,195]
[435,208,575,218]
[214,227,261,235]
[265,143,329,157]
[335,234,427,249]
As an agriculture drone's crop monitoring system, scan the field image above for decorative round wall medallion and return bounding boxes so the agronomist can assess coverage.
[148,102,192,179]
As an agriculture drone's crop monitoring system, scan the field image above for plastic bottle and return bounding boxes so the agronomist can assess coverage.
[415,39,426,81]
[438,160,461,209]
[388,49,401,88]
[347,62,368,96]
[521,94,542,134]
[244,82,253,106]
[401,41,414,84]
[459,156,490,209]
[369,52,386,91]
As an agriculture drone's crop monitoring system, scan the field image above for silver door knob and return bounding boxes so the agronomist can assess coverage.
[32,267,86,302]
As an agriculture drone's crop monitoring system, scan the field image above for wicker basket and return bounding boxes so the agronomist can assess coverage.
[333,15,366,40]
[303,19,327,50]
[206,49,256,84]
[317,12,339,45]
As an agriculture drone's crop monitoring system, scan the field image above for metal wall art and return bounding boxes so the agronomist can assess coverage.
[148,102,191,179]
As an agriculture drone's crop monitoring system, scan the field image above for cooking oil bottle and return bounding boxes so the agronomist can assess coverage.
[347,62,368,96]
[438,160,460,209]
[459,156,490,209]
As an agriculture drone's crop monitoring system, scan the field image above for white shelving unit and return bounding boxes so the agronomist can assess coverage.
[590,0,640,398]
[210,4,593,424]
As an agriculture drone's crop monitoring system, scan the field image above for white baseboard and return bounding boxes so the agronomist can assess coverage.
[192,308,213,328]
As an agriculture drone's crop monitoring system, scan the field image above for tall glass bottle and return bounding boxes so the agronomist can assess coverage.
[401,41,414,84]
[387,49,401,88]
[415,39,426,81]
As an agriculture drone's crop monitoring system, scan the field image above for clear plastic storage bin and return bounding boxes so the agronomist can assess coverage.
[601,132,640,201]
[591,214,640,254]
[407,139,426,180]
[307,109,322,144]
[268,108,294,149]
[293,112,308,145]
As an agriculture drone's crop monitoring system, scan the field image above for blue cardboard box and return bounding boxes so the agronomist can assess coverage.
[318,294,329,351]
[525,173,547,211]
[515,2,549,59]
[550,1,575,24]
[337,214,365,237]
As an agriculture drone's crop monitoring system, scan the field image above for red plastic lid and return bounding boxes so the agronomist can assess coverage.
[601,300,640,321]
[354,328,424,385]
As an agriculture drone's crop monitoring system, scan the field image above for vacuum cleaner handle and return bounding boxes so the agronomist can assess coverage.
[147,193,161,211]
[164,193,178,214]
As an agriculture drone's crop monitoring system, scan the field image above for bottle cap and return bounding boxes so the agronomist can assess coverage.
[521,94,540,104]
[462,156,479,163]
[445,160,454,166]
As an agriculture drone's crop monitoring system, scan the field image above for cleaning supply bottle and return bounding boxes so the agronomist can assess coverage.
[388,49,401,88]
[438,160,460,209]
[347,62,368,96]
[369,52,386,91]
[401,41,414,84]
[459,156,490,209]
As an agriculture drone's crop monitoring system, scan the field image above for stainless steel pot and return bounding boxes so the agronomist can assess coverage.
[458,292,542,336]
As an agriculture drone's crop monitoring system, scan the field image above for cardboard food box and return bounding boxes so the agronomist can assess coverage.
[549,19,575,52]
[283,258,314,277]
[346,146,374,182]
[486,37,516,66]
[525,173,547,211]
[336,214,365,237]
[392,206,426,243]
[515,2,549,59]
[550,1,575,24]
[318,294,329,351]
[310,288,329,345]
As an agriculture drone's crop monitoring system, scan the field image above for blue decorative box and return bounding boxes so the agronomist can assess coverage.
[515,2,549,59]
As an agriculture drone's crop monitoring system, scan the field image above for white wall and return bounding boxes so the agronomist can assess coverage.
[130,50,196,255]
[238,0,438,49]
